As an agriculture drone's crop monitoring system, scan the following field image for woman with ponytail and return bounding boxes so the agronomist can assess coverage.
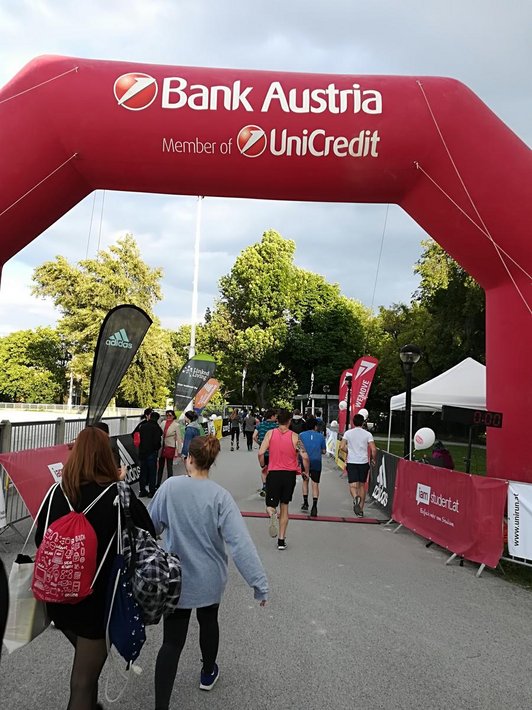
[149,435,268,708]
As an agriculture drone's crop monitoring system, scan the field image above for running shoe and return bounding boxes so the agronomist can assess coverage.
[310,503,318,517]
[268,511,278,538]
[301,501,309,511]
[200,663,219,691]
[230,445,234,451]
[277,539,287,550]
[353,497,362,516]
[259,488,266,498]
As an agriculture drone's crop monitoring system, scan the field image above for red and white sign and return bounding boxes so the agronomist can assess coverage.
[194,377,221,411]
[392,459,507,568]
[0,446,70,519]
[338,355,379,433]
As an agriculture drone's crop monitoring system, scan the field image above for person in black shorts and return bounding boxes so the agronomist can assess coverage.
[339,414,377,516]
[258,409,309,550]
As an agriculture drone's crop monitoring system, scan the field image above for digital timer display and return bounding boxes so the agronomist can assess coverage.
[442,406,503,428]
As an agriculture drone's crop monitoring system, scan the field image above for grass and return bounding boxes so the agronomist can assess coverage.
[374,438,487,475]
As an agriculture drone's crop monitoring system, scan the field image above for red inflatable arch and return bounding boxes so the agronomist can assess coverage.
[0,56,530,480]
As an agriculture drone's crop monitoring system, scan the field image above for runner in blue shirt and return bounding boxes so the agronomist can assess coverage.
[299,418,326,517]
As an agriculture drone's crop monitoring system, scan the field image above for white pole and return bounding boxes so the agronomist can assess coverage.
[189,196,203,360]
[387,406,393,452]
[67,371,74,409]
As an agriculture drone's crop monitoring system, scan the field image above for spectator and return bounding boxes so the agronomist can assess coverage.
[149,435,268,706]
[34,427,154,710]
[157,410,181,488]
[181,410,202,459]
[253,409,278,496]
[431,440,455,469]
[138,411,162,498]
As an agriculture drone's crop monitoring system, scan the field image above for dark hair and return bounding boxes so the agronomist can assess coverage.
[265,408,277,419]
[277,409,292,425]
[165,410,176,419]
[315,409,322,417]
[293,409,301,416]
[188,435,220,470]
[353,414,365,427]
[150,411,160,421]
[92,421,109,435]
[306,417,318,430]
[185,410,197,422]
[143,408,153,418]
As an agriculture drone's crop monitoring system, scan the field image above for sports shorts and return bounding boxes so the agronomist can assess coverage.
[309,467,322,483]
[346,462,370,484]
[265,470,297,507]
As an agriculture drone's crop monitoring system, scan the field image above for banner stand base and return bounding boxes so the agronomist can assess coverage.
[392,523,403,534]
[447,552,486,577]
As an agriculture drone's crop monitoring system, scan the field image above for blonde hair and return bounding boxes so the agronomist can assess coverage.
[61,427,119,505]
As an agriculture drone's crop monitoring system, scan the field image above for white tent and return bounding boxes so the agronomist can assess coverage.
[388,358,486,454]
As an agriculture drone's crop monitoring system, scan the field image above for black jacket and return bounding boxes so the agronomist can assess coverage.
[138,419,162,458]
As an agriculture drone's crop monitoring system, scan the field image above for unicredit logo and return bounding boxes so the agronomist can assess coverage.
[237,125,267,158]
[114,73,158,111]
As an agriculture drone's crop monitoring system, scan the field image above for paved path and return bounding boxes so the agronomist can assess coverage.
[2,440,532,709]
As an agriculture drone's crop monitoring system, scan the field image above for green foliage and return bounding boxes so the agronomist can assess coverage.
[31,234,177,406]
[205,230,369,407]
[0,328,65,402]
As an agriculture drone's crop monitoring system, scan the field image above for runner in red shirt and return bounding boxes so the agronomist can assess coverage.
[258,409,310,550]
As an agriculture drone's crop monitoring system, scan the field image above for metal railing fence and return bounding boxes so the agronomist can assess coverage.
[0,415,141,535]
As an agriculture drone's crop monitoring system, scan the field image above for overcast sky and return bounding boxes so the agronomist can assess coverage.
[0,0,530,336]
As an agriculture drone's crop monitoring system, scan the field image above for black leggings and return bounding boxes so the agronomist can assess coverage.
[230,427,240,445]
[157,456,173,486]
[62,629,107,710]
[245,431,254,450]
[155,604,219,710]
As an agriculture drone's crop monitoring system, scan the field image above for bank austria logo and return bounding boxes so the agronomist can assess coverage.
[237,125,267,157]
[106,328,133,349]
[114,72,158,111]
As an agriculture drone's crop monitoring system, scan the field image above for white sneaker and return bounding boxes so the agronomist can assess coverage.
[268,511,278,538]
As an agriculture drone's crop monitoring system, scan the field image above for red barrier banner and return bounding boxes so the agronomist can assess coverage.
[392,459,507,568]
[0,445,70,519]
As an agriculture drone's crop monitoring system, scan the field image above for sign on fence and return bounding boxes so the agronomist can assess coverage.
[0,446,70,518]
[507,482,532,559]
[0,483,6,528]
[392,459,507,568]
[368,450,399,518]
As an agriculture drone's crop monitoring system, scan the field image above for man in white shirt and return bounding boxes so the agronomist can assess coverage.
[339,413,377,516]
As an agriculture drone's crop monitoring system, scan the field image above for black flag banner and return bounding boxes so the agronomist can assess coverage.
[174,353,216,413]
[368,449,399,519]
[86,305,152,426]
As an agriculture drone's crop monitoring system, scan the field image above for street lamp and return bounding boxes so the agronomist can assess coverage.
[322,385,330,425]
[399,344,421,459]
[345,372,353,430]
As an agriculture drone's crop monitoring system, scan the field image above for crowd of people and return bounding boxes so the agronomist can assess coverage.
[3,404,380,709]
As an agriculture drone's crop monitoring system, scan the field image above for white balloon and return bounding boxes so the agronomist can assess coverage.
[338,401,347,411]
[329,420,339,430]
[414,427,436,451]
[358,408,369,420]
[210,414,217,420]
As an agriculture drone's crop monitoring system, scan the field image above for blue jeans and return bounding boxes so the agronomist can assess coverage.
[139,451,157,494]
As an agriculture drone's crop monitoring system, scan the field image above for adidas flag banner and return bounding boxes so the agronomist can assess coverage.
[174,353,216,413]
[86,305,152,426]
[368,449,399,519]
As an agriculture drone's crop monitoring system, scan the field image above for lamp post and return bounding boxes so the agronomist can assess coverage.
[323,385,330,425]
[399,344,421,459]
[345,372,353,430]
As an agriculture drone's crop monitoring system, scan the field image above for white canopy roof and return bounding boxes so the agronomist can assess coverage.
[390,357,486,412]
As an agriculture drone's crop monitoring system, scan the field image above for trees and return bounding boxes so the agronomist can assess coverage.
[205,230,369,407]
[0,328,66,402]
[31,234,178,406]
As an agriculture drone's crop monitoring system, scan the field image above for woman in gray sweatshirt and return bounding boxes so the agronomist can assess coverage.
[149,435,269,709]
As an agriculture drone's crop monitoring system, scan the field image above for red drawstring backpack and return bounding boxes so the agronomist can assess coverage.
[32,483,116,604]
